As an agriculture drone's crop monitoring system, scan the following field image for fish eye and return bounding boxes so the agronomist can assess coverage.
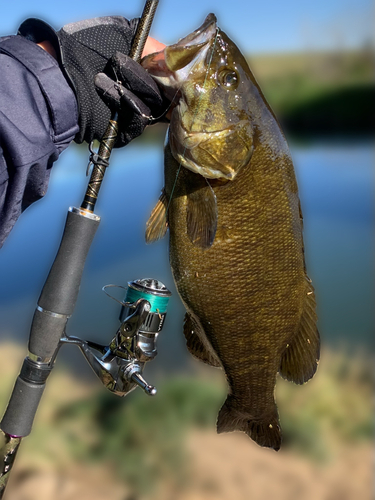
[218,69,239,89]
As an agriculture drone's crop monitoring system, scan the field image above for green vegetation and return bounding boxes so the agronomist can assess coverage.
[277,350,374,461]
[132,49,375,145]
[248,50,374,135]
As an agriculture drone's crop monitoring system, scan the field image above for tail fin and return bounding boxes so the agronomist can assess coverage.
[216,395,282,451]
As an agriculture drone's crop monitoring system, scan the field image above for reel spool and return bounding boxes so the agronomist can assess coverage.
[120,278,171,334]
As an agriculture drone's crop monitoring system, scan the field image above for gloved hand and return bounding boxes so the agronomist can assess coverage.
[94,52,167,146]
[56,16,166,145]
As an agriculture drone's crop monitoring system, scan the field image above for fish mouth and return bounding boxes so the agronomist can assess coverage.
[142,14,217,85]
[165,14,217,75]
[182,125,242,147]
[171,13,217,53]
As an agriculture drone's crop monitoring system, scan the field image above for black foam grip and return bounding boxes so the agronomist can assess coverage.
[29,309,68,360]
[38,210,99,316]
[0,377,45,437]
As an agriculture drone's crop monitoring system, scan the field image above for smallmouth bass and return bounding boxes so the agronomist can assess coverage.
[142,14,320,451]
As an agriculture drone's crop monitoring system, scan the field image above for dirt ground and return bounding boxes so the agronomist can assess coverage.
[180,431,373,500]
[5,429,373,500]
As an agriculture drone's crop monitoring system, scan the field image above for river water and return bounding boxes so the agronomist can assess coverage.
[0,139,373,372]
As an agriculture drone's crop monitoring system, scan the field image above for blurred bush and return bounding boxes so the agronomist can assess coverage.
[0,343,373,499]
[53,377,226,495]
[277,349,374,461]
[248,49,374,136]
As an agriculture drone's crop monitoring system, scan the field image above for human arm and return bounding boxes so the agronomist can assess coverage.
[0,17,166,247]
[0,35,79,248]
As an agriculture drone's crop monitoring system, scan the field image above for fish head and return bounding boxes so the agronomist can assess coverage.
[142,14,255,181]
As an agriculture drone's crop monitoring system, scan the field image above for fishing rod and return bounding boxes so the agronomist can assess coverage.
[0,0,170,496]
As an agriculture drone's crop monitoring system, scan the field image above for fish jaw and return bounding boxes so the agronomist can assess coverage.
[141,13,218,99]
[169,114,253,180]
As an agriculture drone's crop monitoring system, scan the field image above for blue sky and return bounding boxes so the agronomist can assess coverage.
[1,0,373,53]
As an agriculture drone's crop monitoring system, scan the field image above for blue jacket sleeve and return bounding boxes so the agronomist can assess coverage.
[0,35,79,248]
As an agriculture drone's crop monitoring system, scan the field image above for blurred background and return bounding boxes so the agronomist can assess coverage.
[0,0,373,499]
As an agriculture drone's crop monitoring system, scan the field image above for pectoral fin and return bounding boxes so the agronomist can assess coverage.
[186,176,217,248]
[145,189,168,244]
[279,279,320,384]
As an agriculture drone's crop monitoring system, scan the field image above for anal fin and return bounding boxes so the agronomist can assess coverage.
[279,278,320,384]
[145,188,168,244]
[183,313,221,367]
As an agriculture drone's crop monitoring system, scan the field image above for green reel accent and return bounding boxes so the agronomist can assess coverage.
[126,279,171,314]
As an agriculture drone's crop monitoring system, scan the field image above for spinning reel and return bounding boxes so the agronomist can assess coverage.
[61,278,171,397]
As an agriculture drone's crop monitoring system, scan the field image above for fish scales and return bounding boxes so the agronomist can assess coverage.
[143,14,319,451]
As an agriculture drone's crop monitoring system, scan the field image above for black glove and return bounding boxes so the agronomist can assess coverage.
[56,16,142,145]
[18,16,167,146]
[94,52,167,146]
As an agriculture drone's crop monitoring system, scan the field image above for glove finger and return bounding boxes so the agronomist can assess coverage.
[95,73,152,120]
[118,113,149,146]
[94,73,122,110]
[120,89,152,119]
[109,52,164,107]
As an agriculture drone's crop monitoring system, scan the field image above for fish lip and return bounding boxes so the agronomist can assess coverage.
[141,14,218,92]
[176,152,236,180]
[170,126,237,180]
[180,120,250,148]
[184,125,239,142]
[164,14,218,74]
[172,120,252,180]
[175,13,217,48]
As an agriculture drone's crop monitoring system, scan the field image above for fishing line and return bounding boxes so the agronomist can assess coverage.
[165,27,220,215]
